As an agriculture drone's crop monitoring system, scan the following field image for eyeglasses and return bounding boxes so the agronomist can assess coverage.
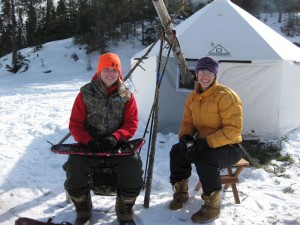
[197,70,215,76]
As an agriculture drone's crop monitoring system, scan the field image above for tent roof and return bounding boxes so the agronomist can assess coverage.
[133,0,300,61]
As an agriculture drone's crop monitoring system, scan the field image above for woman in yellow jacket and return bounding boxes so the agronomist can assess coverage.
[169,56,243,223]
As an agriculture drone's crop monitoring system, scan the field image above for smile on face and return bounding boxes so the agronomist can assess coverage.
[100,67,119,88]
[196,70,216,91]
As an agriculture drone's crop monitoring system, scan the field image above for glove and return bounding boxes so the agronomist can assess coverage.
[100,136,118,152]
[184,139,210,163]
[87,140,102,152]
[179,134,195,153]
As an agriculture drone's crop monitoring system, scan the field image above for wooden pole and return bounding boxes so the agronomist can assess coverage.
[152,0,194,83]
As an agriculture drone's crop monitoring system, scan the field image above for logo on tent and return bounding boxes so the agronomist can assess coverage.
[208,44,230,57]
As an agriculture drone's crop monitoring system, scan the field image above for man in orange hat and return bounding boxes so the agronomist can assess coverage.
[64,53,143,225]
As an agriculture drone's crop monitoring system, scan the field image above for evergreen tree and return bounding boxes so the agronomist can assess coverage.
[36,0,56,43]
[0,0,13,57]
[231,0,262,16]
[77,0,93,35]
[16,7,27,48]
[93,0,116,53]
[141,0,158,45]
[21,0,39,46]
[55,0,71,39]
[0,13,6,57]
[45,0,56,41]
[10,0,17,66]
[73,0,124,53]
[35,4,46,44]
[129,0,145,37]
[66,0,79,35]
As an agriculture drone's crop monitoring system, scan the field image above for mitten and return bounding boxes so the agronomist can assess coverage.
[179,134,195,153]
[100,136,118,152]
[184,139,210,162]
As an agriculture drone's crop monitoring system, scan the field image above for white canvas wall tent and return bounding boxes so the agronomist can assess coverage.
[130,0,300,140]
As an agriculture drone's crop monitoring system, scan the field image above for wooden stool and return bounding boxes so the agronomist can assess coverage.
[194,158,250,204]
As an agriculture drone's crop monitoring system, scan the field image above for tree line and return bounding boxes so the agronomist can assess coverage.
[0,0,156,57]
[0,0,299,73]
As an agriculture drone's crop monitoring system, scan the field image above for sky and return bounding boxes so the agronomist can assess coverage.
[1,12,300,225]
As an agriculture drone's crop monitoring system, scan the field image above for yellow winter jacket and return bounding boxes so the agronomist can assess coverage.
[178,81,243,148]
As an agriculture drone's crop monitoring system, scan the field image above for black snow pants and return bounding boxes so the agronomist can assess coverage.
[64,152,143,197]
[170,143,242,195]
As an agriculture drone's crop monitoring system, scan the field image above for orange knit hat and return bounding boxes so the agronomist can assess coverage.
[96,53,122,76]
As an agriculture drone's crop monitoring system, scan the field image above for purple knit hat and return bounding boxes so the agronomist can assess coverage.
[195,56,219,75]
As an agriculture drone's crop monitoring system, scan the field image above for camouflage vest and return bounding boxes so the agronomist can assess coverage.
[81,80,131,139]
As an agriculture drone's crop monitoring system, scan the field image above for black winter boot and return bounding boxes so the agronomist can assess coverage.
[115,195,137,225]
[69,192,92,225]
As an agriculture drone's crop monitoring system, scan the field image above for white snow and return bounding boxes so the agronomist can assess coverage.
[0,13,300,225]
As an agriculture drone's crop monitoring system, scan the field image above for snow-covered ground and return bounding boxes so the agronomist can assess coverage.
[0,12,300,225]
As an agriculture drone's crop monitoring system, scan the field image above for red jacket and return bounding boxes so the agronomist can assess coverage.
[69,74,138,145]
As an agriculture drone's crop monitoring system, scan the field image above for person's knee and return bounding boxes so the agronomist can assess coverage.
[118,153,143,178]
[194,153,217,170]
[66,155,84,169]
[126,153,143,168]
